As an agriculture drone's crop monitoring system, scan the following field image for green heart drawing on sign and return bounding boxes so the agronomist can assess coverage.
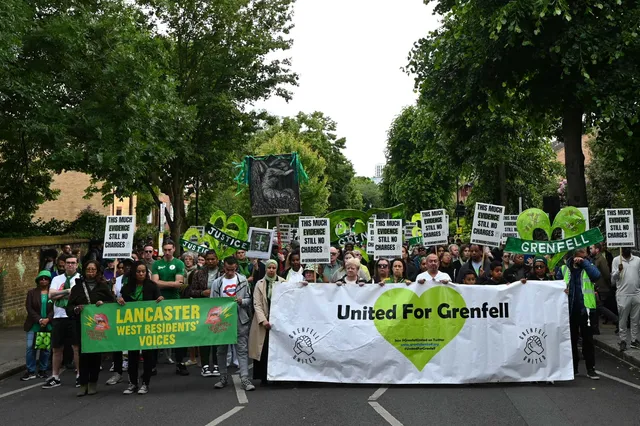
[373,286,466,371]
[516,207,587,270]
[182,210,249,259]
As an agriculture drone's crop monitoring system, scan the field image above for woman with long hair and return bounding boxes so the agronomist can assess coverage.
[385,259,411,284]
[373,258,391,284]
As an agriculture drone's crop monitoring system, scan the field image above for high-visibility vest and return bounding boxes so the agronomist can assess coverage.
[560,265,596,309]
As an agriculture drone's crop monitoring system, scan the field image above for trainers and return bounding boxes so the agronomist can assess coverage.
[109,362,115,372]
[587,369,600,380]
[620,341,628,352]
[106,373,122,385]
[37,371,48,379]
[150,368,157,376]
[137,384,149,394]
[212,365,221,377]
[241,378,255,391]
[175,363,189,376]
[42,377,61,389]
[201,365,214,377]
[123,383,138,395]
[75,377,80,388]
[214,376,228,389]
[164,350,174,364]
[631,340,640,349]
[185,359,198,366]
[21,371,36,381]
[122,358,129,372]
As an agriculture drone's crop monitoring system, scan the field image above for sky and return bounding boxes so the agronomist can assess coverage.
[254,0,441,177]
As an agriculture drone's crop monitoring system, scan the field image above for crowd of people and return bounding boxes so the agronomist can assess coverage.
[22,236,636,394]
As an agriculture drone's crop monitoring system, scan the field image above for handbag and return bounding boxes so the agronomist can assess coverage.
[34,330,51,350]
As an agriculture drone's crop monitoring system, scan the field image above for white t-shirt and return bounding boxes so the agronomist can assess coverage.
[286,268,304,283]
[221,276,239,297]
[416,270,452,284]
[50,273,80,319]
[114,276,124,298]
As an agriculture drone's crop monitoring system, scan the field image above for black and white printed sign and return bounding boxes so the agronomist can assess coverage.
[374,219,402,258]
[605,209,635,248]
[367,221,375,255]
[501,215,520,244]
[103,215,136,258]
[299,218,331,264]
[471,203,505,247]
[420,209,447,246]
[247,227,275,260]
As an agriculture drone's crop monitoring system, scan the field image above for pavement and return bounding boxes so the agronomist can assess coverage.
[0,327,25,380]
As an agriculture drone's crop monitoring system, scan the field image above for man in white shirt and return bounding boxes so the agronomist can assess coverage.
[416,253,452,284]
[43,255,80,389]
[612,247,640,351]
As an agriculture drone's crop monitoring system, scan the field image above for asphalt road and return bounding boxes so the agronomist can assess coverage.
[1,349,640,426]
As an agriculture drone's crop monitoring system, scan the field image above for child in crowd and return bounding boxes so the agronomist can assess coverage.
[481,261,507,285]
[462,271,477,285]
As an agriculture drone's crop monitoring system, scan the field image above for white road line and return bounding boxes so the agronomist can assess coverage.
[232,374,248,404]
[597,370,640,391]
[368,387,388,401]
[368,401,403,426]
[204,406,245,426]
[0,382,43,399]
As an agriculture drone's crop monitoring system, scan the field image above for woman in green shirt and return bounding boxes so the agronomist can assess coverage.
[22,270,54,381]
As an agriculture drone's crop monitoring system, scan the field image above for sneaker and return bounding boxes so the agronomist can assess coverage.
[150,368,157,376]
[109,362,115,372]
[106,373,122,385]
[211,365,221,377]
[620,341,628,352]
[201,365,214,377]
[37,371,48,379]
[185,359,198,367]
[123,383,138,395]
[631,340,640,349]
[21,371,36,381]
[175,363,189,376]
[214,375,228,389]
[241,378,255,391]
[42,377,61,389]
[137,384,149,395]
[122,359,129,372]
[587,369,600,380]
[164,350,174,364]
[75,377,80,388]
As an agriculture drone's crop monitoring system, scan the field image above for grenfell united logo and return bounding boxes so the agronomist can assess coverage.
[520,327,547,365]
[288,327,320,365]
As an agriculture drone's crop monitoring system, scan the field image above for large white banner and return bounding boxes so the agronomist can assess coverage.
[268,281,572,384]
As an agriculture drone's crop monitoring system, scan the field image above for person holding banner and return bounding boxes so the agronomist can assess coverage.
[336,258,368,286]
[303,264,322,283]
[352,251,372,281]
[66,261,115,396]
[611,248,640,351]
[212,257,255,391]
[372,258,391,284]
[249,259,285,384]
[416,254,451,284]
[557,248,601,379]
[117,261,164,395]
[281,250,304,283]
[523,257,554,281]
[384,259,411,284]
[331,251,369,283]
[401,246,418,281]
[455,244,490,283]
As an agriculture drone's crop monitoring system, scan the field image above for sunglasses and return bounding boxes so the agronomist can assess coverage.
[378,264,389,269]
[534,265,546,269]
[145,250,153,253]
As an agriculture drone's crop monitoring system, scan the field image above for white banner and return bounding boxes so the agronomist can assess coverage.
[605,208,635,248]
[373,219,402,258]
[299,218,331,264]
[268,281,572,384]
[471,203,505,247]
[103,215,135,258]
[420,209,447,246]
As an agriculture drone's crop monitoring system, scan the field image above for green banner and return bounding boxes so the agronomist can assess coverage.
[408,236,423,246]
[504,228,604,255]
[180,239,209,254]
[205,223,250,251]
[80,298,238,353]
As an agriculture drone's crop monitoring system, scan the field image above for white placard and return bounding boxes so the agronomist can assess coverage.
[103,215,136,258]
[578,207,590,230]
[445,214,450,237]
[268,281,572,384]
[366,222,375,255]
[471,203,505,247]
[374,219,402,258]
[420,209,448,246]
[247,227,275,260]
[605,208,635,248]
[501,215,520,245]
[404,222,417,239]
[299,218,331,264]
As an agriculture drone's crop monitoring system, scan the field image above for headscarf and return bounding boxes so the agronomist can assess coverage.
[264,259,278,299]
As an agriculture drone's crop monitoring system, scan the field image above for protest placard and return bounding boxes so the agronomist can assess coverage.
[103,215,135,258]
[605,209,635,248]
[420,209,447,246]
[299,218,331,264]
[471,203,505,247]
[374,219,402,258]
[247,227,275,259]
[501,215,520,245]
[367,221,375,255]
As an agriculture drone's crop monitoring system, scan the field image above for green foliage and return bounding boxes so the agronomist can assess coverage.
[66,208,106,240]
[352,177,381,211]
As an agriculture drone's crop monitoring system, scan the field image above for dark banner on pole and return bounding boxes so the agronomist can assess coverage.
[248,154,302,217]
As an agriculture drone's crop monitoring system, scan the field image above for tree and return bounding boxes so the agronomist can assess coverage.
[352,177,381,210]
[409,0,640,207]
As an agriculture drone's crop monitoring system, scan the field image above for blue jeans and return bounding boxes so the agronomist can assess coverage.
[26,331,50,373]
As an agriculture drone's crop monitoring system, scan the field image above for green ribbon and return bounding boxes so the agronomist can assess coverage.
[233,153,308,194]
[504,228,604,255]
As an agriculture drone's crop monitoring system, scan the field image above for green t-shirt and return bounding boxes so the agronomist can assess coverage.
[152,257,185,300]
[30,293,49,332]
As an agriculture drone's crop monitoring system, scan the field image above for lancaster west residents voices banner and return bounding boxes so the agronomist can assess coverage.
[268,281,572,384]
[80,298,237,353]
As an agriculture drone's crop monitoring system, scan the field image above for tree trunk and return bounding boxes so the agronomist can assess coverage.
[168,183,185,247]
[562,105,588,207]
[498,163,508,208]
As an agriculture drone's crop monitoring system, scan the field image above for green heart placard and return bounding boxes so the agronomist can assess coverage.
[373,286,467,371]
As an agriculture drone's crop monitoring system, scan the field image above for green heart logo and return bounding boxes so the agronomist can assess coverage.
[182,210,249,259]
[516,207,586,269]
[373,286,466,371]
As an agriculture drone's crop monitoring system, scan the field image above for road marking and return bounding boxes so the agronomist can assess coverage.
[205,406,244,426]
[368,387,388,401]
[368,401,403,426]
[232,374,248,404]
[597,370,640,391]
[0,382,43,399]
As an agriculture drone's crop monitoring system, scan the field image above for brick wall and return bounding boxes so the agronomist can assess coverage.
[0,236,89,327]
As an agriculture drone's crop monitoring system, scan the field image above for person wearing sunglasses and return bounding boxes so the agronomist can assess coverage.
[322,247,343,282]
[373,259,391,284]
[142,244,155,270]
[521,257,553,281]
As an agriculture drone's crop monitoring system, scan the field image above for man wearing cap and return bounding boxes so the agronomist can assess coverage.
[526,257,553,281]
[611,247,640,351]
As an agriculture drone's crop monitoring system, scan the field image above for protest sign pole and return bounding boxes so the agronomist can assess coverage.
[276,215,282,255]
